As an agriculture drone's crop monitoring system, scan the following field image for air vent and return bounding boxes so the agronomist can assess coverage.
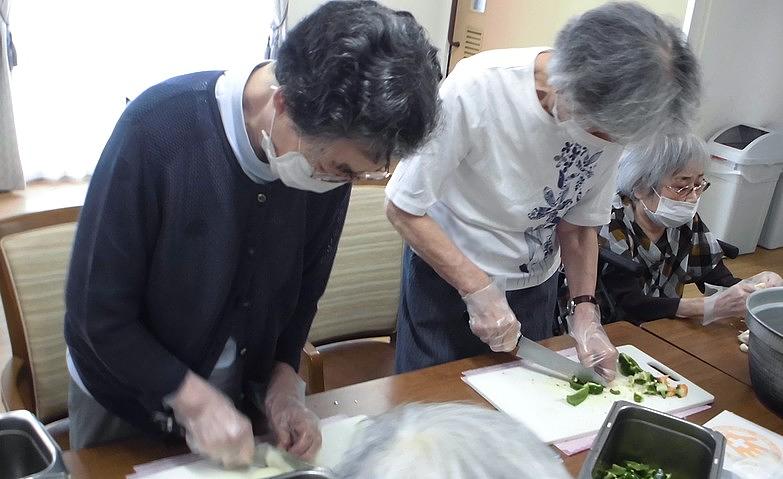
[463,26,483,58]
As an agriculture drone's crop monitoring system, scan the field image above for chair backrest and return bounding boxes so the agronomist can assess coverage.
[308,186,402,345]
[0,207,80,423]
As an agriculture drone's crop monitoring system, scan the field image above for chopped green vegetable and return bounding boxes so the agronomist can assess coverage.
[595,460,671,479]
[634,392,643,403]
[618,353,643,376]
[633,371,655,385]
[586,382,605,395]
[567,385,590,406]
[570,375,586,390]
[655,382,669,398]
[610,388,621,395]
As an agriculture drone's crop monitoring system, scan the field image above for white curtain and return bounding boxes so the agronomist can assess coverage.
[266,0,288,60]
[11,0,273,181]
[0,0,24,191]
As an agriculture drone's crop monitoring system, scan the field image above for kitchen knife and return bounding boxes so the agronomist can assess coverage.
[516,336,608,387]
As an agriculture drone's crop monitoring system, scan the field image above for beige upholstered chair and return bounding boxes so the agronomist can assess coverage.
[301,185,402,393]
[0,207,80,446]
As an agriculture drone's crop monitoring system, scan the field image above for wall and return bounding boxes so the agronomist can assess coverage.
[288,0,453,75]
[688,0,783,139]
[450,0,688,70]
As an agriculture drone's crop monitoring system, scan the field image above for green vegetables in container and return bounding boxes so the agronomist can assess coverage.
[595,460,672,479]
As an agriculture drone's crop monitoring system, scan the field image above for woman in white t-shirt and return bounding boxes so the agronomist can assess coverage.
[385,2,702,377]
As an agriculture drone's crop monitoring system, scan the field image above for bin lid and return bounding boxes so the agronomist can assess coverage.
[708,124,783,165]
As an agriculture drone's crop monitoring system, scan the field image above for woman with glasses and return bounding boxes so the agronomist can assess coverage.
[598,134,782,325]
[63,1,441,466]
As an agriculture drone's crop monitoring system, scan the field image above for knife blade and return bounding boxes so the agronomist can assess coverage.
[515,336,608,387]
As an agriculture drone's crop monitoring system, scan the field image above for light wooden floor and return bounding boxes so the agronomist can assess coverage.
[2,182,783,412]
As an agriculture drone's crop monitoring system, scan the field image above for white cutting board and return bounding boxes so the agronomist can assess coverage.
[463,344,714,444]
[130,416,369,478]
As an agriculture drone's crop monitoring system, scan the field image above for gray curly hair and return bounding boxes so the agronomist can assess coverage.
[549,2,701,143]
[617,133,709,196]
[334,403,571,479]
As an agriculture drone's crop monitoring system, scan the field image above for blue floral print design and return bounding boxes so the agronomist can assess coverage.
[519,142,602,274]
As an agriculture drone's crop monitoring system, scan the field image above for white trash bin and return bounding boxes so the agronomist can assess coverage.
[759,179,783,249]
[697,125,783,255]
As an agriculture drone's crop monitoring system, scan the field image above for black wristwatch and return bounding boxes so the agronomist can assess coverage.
[567,295,598,316]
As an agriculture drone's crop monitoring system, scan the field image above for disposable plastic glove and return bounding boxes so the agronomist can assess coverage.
[566,304,618,381]
[745,271,783,288]
[264,363,322,461]
[462,276,521,352]
[702,281,757,325]
[167,371,254,467]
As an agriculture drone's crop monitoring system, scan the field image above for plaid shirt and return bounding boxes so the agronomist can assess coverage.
[598,194,724,299]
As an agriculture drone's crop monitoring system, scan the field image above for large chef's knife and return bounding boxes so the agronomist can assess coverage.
[516,336,608,387]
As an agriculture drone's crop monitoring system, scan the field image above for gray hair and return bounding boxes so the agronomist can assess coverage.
[549,2,701,143]
[617,133,709,196]
[334,403,571,479]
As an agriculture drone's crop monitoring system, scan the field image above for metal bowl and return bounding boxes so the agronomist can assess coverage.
[0,409,68,479]
[746,286,783,417]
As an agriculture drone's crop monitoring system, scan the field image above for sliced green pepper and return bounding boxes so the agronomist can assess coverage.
[618,353,643,376]
[634,392,643,403]
[570,375,586,390]
[610,388,621,395]
[567,385,590,406]
[586,382,605,395]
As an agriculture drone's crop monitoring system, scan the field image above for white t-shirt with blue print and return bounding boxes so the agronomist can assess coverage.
[386,47,623,290]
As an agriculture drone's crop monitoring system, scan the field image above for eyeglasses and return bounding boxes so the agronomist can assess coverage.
[312,157,392,183]
[664,179,711,199]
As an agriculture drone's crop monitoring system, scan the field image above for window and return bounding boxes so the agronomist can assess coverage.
[11,0,273,180]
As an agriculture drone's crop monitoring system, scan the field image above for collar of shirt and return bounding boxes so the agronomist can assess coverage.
[215,61,277,184]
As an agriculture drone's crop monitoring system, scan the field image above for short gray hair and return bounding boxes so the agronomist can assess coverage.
[334,403,571,479]
[617,133,709,196]
[549,2,701,143]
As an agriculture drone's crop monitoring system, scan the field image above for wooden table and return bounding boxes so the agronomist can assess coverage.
[642,317,751,386]
[63,322,783,478]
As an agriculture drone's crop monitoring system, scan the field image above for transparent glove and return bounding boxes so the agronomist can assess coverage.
[702,281,757,325]
[745,271,783,288]
[167,371,254,467]
[462,276,521,352]
[265,364,322,460]
[566,304,618,381]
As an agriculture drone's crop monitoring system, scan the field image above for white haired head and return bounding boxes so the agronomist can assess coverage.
[617,132,709,197]
[334,403,571,479]
[549,2,701,143]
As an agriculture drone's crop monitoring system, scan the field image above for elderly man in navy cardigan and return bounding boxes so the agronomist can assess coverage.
[64,0,441,467]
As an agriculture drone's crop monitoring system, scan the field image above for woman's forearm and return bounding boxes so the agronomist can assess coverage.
[675,297,704,319]
[386,201,489,295]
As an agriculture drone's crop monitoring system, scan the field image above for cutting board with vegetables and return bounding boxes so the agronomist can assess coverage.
[462,345,714,444]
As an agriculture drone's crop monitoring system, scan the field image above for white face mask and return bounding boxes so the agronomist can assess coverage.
[553,95,623,155]
[641,188,699,228]
[261,111,346,193]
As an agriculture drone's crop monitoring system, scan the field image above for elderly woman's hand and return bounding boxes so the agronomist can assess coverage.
[702,281,757,325]
[462,276,521,352]
[264,363,322,461]
[567,304,618,382]
[746,271,783,288]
